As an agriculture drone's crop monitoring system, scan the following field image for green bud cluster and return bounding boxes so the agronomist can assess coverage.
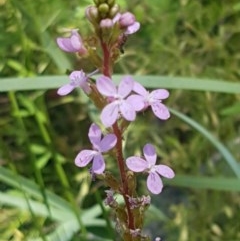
[92,0,120,19]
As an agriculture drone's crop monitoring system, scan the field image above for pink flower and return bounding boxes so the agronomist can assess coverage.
[96,75,144,127]
[128,82,170,120]
[57,70,91,96]
[113,12,140,35]
[75,123,117,174]
[119,12,136,27]
[56,29,87,54]
[126,144,175,194]
[125,22,140,35]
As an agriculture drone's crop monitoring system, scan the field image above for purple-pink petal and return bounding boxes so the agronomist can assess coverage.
[88,123,102,147]
[92,154,105,174]
[118,76,134,98]
[70,33,82,50]
[151,89,169,100]
[133,81,148,96]
[80,82,91,94]
[126,95,145,111]
[147,172,163,195]
[113,13,121,23]
[69,70,91,94]
[119,101,136,121]
[125,22,140,35]
[155,165,175,179]
[126,157,148,172]
[99,134,117,152]
[57,84,75,96]
[69,70,86,80]
[75,150,96,167]
[56,37,77,52]
[143,144,157,166]
[100,19,114,29]
[151,102,170,120]
[101,102,119,127]
[56,30,87,54]
[96,76,117,97]
[57,31,82,52]
[119,12,136,27]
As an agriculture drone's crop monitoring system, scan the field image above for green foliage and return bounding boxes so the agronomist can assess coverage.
[1,0,240,240]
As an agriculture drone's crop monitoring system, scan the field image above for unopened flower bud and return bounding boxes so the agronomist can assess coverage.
[100,18,113,29]
[85,6,99,24]
[109,4,120,18]
[100,18,113,41]
[107,0,115,7]
[98,3,109,16]
[119,12,136,27]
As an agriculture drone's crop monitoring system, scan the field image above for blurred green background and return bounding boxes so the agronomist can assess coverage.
[1,0,240,240]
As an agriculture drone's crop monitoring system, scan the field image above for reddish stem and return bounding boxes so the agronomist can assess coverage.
[112,122,135,230]
[101,41,112,77]
[100,39,135,230]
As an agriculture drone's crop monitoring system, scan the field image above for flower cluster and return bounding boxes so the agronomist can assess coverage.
[96,75,171,127]
[57,71,171,128]
[56,0,175,240]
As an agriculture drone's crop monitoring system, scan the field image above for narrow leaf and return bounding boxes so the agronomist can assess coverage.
[170,108,240,178]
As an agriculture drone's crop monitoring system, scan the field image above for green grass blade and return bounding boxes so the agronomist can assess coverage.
[0,166,105,218]
[165,175,240,191]
[0,192,74,221]
[130,75,240,93]
[0,189,106,222]
[1,75,240,93]
[170,108,240,178]
[0,192,108,241]
[0,166,72,212]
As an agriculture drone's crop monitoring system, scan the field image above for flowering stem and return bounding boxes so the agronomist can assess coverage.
[101,41,112,77]
[112,122,135,230]
[101,38,135,232]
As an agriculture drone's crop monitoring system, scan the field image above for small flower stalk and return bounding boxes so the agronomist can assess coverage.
[56,0,175,240]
